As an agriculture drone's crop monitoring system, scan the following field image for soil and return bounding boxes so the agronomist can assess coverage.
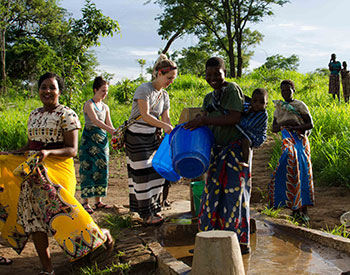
[1,135,350,274]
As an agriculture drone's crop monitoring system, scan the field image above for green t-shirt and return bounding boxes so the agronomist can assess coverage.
[202,82,244,146]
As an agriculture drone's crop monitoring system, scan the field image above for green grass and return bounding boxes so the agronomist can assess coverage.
[261,206,282,218]
[79,258,131,275]
[100,214,132,239]
[322,224,350,239]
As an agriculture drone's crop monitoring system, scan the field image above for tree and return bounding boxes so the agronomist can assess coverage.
[262,54,299,71]
[0,0,120,107]
[150,0,288,77]
[170,29,262,77]
[137,59,146,79]
[0,0,25,95]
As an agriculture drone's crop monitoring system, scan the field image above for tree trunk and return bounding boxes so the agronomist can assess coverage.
[0,28,6,95]
[236,30,242,77]
[162,29,183,54]
[228,41,236,78]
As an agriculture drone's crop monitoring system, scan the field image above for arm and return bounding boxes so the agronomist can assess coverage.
[137,99,173,134]
[84,101,115,135]
[272,118,280,133]
[285,113,313,132]
[184,110,241,130]
[38,129,79,161]
[0,139,30,155]
[104,105,114,130]
[161,109,171,125]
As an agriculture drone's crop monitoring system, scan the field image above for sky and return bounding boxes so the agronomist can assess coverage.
[60,0,350,83]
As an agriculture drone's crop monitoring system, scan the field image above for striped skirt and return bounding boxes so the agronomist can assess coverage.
[125,129,164,218]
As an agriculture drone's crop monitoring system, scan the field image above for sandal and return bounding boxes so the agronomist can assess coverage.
[82,203,94,214]
[0,256,12,265]
[143,215,164,226]
[94,202,112,210]
[162,200,171,207]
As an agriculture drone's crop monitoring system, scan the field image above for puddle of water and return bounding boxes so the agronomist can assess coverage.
[162,219,350,274]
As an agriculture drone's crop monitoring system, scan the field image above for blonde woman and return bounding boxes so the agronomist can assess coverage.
[125,55,177,226]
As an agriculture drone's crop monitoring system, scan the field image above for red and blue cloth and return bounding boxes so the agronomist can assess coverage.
[268,129,314,210]
[198,141,251,245]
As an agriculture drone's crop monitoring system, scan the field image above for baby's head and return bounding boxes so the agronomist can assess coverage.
[251,88,268,112]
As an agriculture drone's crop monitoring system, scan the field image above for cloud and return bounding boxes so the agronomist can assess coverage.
[128,50,159,57]
[278,23,295,28]
[300,25,319,31]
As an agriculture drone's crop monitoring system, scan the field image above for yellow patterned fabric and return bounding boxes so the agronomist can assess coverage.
[0,154,106,261]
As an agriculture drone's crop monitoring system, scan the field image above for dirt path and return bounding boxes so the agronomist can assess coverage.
[1,135,350,274]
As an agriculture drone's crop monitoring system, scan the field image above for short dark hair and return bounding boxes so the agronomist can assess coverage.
[280,79,295,91]
[93,76,108,92]
[206,57,226,70]
[252,88,268,99]
[38,72,65,92]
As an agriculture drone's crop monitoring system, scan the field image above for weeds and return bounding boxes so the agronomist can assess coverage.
[323,224,350,239]
[261,206,282,218]
[101,214,132,239]
[79,260,131,275]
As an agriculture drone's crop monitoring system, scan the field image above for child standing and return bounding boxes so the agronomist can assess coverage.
[268,79,314,223]
[80,76,115,214]
[236,88,268,167]
[185,57,251,254]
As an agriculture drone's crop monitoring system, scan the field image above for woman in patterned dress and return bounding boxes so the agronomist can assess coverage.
[79,76,115,214]
[185,57,251,254]
[268,79,314,223]
[328,53,341,102]
[341,61,350,103]
[0,73,110,275]
[125,54,176,226]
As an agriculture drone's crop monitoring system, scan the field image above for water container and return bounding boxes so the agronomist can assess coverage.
[170,124,214,179]
[191,181,205,216]
[152,134,181,182]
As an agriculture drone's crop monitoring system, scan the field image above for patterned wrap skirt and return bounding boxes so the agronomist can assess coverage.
[329,74,340,95]
[79,126,109,198]
[342,74,350,98]
[0,154,106,261]
[125,129,164,218]
[268,129,314,210]
[198,142,251,245]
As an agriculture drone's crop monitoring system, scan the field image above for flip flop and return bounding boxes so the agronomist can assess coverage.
[82,203,94,214]
[162,200,171,207]
[94,202,112,210]
[143,215,164,226]
[0,256,13,265]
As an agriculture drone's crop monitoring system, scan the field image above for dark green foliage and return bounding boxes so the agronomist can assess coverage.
[262,54,300,71]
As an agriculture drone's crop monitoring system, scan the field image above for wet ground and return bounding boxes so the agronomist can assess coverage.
[162,213,350,275]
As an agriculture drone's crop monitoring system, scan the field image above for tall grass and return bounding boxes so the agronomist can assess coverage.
[1,69,350,188]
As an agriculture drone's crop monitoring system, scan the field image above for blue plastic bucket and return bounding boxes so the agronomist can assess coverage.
[170,124,214,179]
[152,134,181,182]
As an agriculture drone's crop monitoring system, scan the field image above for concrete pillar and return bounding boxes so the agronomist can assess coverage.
[191,230,245,275]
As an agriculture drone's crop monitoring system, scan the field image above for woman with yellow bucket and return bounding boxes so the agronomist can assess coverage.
[0,72,112,275]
